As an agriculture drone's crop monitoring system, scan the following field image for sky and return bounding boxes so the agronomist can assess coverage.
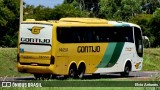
[23,0,64,8]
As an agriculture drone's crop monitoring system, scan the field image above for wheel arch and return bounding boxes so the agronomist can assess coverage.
[78,61,86,72]
[68,61,78,73]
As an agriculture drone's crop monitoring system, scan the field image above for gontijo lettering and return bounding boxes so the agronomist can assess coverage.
[21,37,50,44]
[77,46,100,53]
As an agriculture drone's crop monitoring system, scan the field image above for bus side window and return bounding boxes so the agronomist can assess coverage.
[72,32,79,42]
[87,31,93,42]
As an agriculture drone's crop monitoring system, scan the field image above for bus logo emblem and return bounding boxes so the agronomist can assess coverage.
[28,26,44,34]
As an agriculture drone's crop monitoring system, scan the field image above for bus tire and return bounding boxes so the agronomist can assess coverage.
[51,74,57,79]
[78,63,85,79]
[34,74,42,80]
[120,62,131,77]
[42,74,51,80]
[69,64,77,78]
[78,71,84,79]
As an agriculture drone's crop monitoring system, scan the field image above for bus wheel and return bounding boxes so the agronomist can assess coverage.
[34,74,42,80]
[69,66,77,78]
[42,74,51,80]
[120,64,130,77]
[51,74,57,79]
[78,64,85,79]
[78,69,85,79]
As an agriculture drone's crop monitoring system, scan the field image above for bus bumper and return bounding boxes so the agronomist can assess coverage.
[17,63,55,74]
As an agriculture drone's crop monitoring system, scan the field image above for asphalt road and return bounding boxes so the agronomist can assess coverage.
[0,71,159,81]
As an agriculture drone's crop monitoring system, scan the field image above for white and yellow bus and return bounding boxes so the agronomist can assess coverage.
[17,18,143,79]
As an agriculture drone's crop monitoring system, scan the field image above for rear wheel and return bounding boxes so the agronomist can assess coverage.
[78,63,85,79]
[42,74,51,80]
[51,74,57,79]
[34,74,51,80]
[78,69,85,79]
[69,66,77,78]
[34,74,42,80]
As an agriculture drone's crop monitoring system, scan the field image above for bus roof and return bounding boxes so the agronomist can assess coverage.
[22,17,141,28]
[59,18,141,28]
[59,17,108,24]
[108,21,141,29]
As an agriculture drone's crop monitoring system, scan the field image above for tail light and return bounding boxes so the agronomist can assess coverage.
[50,55,55,64]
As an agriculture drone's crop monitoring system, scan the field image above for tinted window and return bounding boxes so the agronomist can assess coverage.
[134,27,143,57]
[57,27,133,43]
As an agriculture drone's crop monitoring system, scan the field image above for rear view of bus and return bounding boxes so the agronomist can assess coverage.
[17,21,54,76]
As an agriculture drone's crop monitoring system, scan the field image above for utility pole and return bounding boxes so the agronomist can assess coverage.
[20,0,23,23]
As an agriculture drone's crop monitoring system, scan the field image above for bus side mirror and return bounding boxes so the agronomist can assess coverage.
[138,45,143,53]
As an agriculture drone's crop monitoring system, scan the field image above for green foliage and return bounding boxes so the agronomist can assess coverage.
[98,0,141,21]
[0,0,19,47]
[62,0,160,47]
[0,48,29,77]
[129,14,154,45]
[149,8,160,47]
[24,5,53,20]
[50,4,88,20]
[129,9,160,47]
[143,48,160,71]
[23,5,36,19]
[98,0,117,20]
[153,8,160,21]
[0,1,89,47]
[24,4,89,20]
[64,0,99,16]
[141,0,160,14]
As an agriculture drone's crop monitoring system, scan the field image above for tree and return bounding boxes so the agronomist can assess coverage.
[23,5,35,20]
[150,8,160,47]
[33,5,53,20]
[129,14,155,46]
[141,0,160,14]
[98,0,142,21]
[98,0,116,20]
[129,8,160,47]
[24,5,53,20]
[64,0,99,16]
[49,4,89,20]
[0,0,20,47]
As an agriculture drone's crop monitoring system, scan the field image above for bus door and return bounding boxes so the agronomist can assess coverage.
[134,27,143,70]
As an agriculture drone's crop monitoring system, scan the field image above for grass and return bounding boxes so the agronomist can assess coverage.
[0,48,30,77]
[143,48,160,71]
[0,48,160,77]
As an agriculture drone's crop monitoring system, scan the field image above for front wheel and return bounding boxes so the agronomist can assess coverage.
[120,65,130,77]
